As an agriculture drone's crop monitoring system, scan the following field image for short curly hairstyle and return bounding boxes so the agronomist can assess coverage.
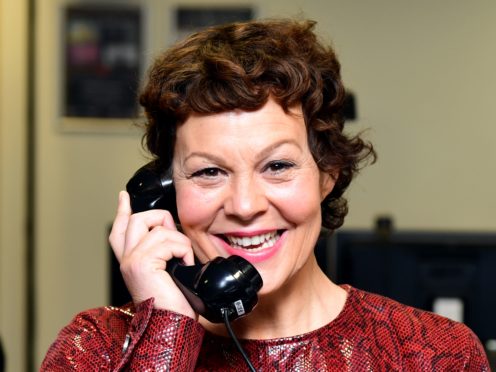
[139,18,375,230]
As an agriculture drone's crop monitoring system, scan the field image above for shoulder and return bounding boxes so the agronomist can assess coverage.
[341,286,489,370]
[347,286,467,339]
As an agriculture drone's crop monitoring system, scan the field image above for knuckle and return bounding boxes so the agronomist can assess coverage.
[148,225,166,239]
[127,213,140,225]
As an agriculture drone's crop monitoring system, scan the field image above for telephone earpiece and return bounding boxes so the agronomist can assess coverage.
[126,161,263,323]
[125,161,178,219]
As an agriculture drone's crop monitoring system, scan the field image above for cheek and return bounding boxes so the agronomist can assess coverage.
[176,186,219,228]
[269,178,324,225]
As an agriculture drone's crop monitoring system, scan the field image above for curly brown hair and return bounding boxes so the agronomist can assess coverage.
[139,18,375,230]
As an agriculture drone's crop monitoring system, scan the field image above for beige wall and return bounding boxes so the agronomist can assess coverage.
[0,0,28,371]
[0,0,494,370]
[34,0,174,368]
[318,1,496,230]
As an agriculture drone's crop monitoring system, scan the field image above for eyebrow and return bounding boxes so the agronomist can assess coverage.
[183,139,302,164]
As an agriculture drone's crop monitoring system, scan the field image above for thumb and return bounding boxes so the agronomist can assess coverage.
[109,191,132,261]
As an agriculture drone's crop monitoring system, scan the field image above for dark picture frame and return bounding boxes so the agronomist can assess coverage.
[174,6,254,40]
[63,5,142,120]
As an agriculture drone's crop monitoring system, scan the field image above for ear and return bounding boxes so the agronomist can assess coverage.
[319,170,338,201]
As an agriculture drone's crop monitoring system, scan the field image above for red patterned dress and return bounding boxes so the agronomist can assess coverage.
[41,285,490,371]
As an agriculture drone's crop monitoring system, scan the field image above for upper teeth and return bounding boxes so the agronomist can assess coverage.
[226,231,279,249]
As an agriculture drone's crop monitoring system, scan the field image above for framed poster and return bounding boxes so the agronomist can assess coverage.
[175,6,254,40]
[63,5,142,121]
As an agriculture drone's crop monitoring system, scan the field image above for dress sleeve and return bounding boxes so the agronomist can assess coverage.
[119,300,205,371]
[40,305,126,371]
[462,329,491,371]
[41,299,205,371]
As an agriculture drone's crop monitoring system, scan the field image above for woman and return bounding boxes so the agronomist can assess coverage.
[42,19,489,370]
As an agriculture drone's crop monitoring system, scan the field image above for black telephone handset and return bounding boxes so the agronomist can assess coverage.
[126,162,263,323]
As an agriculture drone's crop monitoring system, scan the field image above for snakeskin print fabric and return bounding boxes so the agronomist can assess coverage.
[41,286,490,371]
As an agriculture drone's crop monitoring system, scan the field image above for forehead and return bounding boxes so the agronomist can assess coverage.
[175,99,306,150]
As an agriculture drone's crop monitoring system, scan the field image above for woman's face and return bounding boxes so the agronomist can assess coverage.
[173,98,335,295]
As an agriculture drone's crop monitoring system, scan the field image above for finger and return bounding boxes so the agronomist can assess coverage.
[181,247,196,267]
[124,210,177,252]
[122,238,194,271]
[109,191,131,261]
[125,226,194,263]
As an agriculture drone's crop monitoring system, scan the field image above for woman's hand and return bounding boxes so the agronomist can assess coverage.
[109,191,197,319]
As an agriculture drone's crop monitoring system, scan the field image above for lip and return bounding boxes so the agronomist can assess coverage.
[213,230,287,264]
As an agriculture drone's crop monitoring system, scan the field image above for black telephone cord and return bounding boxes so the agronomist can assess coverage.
[222,309,257,372]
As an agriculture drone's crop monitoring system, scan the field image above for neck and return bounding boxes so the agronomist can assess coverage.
[200,255,347,339]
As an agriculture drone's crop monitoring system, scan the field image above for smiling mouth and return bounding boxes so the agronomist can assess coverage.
[221,231,283,252]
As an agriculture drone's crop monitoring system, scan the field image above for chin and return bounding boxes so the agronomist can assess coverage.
[255,270,286,297]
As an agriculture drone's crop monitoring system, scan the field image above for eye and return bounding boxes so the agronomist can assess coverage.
[191,167,224,178]
[263,161,295,173]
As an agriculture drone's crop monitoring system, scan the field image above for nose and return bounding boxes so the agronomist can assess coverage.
[224,174,269,221]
